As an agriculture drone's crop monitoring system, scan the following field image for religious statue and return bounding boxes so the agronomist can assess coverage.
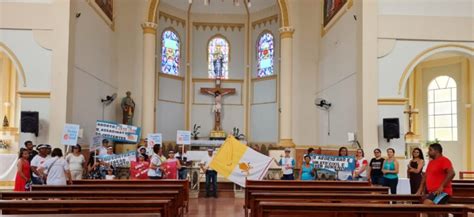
[3,115,9,127]
[121,91,136,125]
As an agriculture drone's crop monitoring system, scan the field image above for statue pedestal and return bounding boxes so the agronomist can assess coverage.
[209,130,226,140]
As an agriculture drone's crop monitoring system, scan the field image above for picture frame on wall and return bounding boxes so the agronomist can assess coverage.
[322,0,353,36]
[87,0,114,30]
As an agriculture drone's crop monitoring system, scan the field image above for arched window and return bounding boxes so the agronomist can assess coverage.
[427,75,458,141]
[161,30,180,75]
[257,32,274,77]
[208,36,229,79]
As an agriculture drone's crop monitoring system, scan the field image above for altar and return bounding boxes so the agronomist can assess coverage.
[0,154,18,188]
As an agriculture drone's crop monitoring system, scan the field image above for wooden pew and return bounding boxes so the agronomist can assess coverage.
[246,179,370,186]
[244,183,389,217]
[69,180,190,212]
[31,185,186,216]
[0,191,180,217]
[453,183,474,197]
[255,202,470,217]
[453,180,474,184]
[248,193,423,217]
[3,215,161,217]
[0,200,171,217]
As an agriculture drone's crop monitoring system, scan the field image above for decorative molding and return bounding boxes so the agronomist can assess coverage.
[251,74,278,82]
[17,91,50,98]
[252,15,279,29]
[398,44,474,94]
[192,78,243,83]
[377,98,408,105]
[193,22,245,32]
[147,0,160,23]
[142,22,158,35]
[321,0,353,37]
[279,26,294,39]
[277,0,289,27]
[158,72,185,81]
[378,39,397,58]
[87,0,115,31]
[157,99,184,104]
[159,11,186,27]
[251,101,277,106]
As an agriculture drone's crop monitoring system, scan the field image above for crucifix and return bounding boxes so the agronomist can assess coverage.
[200,77,235,132]
[404,105,419,138]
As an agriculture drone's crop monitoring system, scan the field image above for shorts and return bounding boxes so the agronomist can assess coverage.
[426,192,450,204]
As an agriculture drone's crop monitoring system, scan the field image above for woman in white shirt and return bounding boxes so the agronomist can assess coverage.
[39,148,72,185]
[65,144,86,180]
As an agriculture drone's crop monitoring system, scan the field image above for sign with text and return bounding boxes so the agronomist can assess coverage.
[147,133,162,148]
[99,151,136,168]
[311,154,355,172]
[61,124,80,146]
[176,130,191,145]
[95,120,141,143]
[90,135,105,151]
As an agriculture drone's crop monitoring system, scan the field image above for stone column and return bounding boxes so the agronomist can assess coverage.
[141,22,158,137]
[279,26,295,147]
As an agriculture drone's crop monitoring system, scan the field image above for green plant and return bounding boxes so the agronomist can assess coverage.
[191,124,201,140]
[232,127,245,140]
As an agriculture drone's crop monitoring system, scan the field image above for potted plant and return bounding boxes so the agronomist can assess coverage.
[191,124,201,140]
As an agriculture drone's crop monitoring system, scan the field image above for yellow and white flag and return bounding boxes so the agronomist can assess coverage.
[209,136,272,187]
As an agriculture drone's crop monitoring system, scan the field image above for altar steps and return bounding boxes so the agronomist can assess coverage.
[198,182,238,198]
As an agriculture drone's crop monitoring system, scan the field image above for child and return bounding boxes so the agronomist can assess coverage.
[105,168,116,180]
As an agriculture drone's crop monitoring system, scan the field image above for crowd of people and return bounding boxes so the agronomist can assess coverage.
[13,139,194,191]
[14,140,455,205]
[276,143,455,204]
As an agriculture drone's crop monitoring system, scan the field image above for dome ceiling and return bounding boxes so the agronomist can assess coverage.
[160,0,277,14]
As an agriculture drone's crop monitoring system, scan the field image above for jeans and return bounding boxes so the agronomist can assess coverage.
[281,174,294,180]
[383,177,399,194]
[205,170,218,197]
[371,175,384,185]
[178,168,188,180]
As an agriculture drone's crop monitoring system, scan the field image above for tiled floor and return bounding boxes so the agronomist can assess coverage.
[187,197,245,217]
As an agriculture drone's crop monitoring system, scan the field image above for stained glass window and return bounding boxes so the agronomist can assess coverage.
[208,36,229,79]
[161,30,180,75]
[257,32,274,77]
[427,76,458,141]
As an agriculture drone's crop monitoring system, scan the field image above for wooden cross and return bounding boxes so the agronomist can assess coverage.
[200,78,236,131]
[404,105,419,137]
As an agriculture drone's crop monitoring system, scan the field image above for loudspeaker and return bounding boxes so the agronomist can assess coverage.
[383,118,400,142]
[21,111,39,137]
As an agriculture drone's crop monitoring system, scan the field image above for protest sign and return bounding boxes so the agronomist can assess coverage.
[96,120,141,143]
[61,124,80,146]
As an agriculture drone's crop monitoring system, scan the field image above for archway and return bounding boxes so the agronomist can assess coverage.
[401,46,473,171]
[0,42,27,128]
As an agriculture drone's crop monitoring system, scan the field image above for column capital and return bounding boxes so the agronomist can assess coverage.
[279,26,295,39]
[141,22,158,35]
[279,139,296,148]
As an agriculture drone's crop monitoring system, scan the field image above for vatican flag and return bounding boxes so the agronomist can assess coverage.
[209,136,273,187]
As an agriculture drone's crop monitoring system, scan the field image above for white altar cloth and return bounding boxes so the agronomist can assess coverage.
[0,154,18,181]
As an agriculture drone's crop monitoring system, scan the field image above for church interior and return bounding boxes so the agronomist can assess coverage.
[0,0,473,216]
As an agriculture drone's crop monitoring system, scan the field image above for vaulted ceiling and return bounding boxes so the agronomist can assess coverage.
[160,0,277,14]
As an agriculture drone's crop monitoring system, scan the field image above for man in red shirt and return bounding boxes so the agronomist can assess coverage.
[416,143,455,208]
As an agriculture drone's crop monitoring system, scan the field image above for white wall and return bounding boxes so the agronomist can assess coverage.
[0,29,52,91]
[378,0,474,17]
[69,0,118,144]
[317,1,359,146]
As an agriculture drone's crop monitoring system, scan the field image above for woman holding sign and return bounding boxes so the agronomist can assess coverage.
[300,155,316,181]
[162,150,181,179]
